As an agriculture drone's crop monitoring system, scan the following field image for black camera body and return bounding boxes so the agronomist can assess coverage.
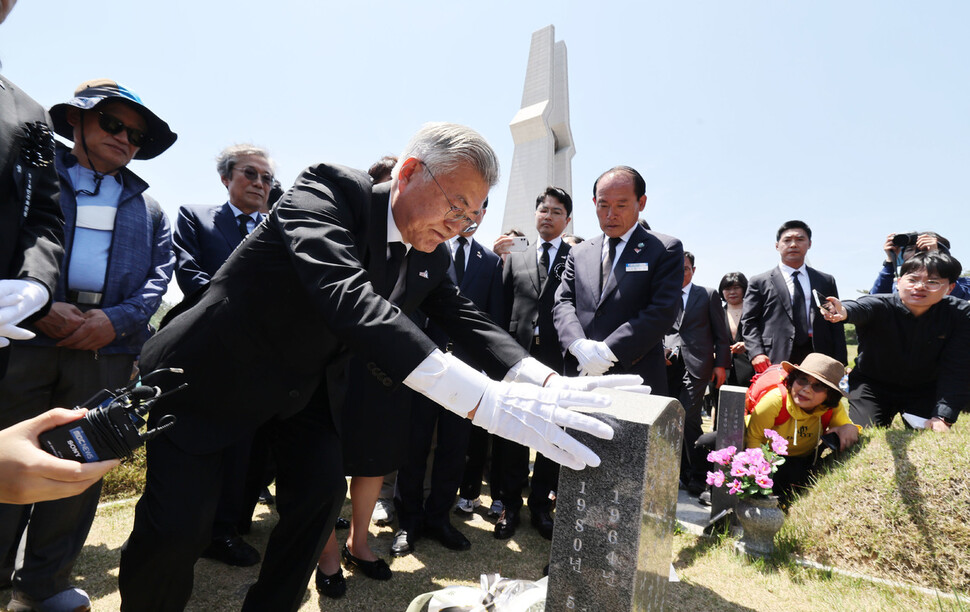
[891,232,919,248]
[38,369,183,463]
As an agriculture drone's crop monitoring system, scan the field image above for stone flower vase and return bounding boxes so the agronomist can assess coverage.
[734,495,785,557]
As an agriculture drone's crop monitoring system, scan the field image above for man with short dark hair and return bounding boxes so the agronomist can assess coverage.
[0,78,176,612]
[822,251,970,431]
[664,251,730,495]
[490,187,573,540]
[554,166,684,395]
[118,123,635,612]
[870,231,970,300]
[742,220,846,372]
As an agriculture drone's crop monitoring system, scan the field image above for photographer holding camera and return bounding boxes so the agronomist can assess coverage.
[871,232,970,300]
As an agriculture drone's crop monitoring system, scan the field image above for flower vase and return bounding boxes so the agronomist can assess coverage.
[734,495,785,557]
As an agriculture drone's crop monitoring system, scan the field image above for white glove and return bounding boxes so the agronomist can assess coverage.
[569,339,616,376]
[0,280,48,345]
[473,381,614,470]
[546,373,652,395]
[404,350,614,470]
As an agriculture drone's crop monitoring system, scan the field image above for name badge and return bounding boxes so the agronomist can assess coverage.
[626,262,649,272]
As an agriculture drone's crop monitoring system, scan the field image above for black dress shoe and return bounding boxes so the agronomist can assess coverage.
[390,529,414,557]
[424,522,471,551]
[530,508,555,540]
[201,535,260,567]
[341,545,392,580]
[315,566,346,599]
[698,489,712,506]
[493,509,520,540]
[335,517,351,530]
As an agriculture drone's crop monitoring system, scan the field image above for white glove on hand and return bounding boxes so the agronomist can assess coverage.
[473,381,614,470]
[0,280,47,345]
[569,339,615,376]
[545,373,652,395]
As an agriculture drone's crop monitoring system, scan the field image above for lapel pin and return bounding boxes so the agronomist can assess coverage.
[476,251,482,258]
[419,270,429,279]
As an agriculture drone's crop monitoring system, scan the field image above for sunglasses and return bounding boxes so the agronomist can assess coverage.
[234,166,275,187]
[97,112,150,148]
[793,375,829,394]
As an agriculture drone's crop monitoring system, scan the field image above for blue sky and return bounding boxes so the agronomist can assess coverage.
[3,1,967,301]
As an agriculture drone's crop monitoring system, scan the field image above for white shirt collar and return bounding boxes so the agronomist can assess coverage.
[386,198,409,252]
[779,262,808,276]
[227,202,260,221]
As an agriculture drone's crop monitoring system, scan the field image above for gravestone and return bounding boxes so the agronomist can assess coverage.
[546,390,684,611]
[711,385,747,521]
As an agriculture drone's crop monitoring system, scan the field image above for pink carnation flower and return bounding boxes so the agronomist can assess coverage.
[755,475,773,489]
[770,437,789,455]
[707,446,736,466]
[728,479,743,495]
[706,470,725,488]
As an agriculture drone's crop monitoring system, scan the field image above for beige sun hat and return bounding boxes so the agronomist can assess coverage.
[781,353,847,397]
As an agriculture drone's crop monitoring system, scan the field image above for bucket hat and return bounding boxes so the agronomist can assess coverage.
[49,79,177,160]
[781,353,847,397]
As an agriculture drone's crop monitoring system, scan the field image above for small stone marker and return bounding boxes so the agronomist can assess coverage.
[546,389,684,611]
[712,385,747,521]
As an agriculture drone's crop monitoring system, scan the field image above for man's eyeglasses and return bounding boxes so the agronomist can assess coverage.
[97,112,149,148]
[234,166,275,187]
[899,275,947,291]
[793,375,829,394]
[420,161,478,233]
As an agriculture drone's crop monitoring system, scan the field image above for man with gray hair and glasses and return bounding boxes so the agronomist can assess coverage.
[119,123,645,611]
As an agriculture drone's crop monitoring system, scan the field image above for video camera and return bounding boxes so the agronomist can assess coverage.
[38,368,185,463]
[891,232,919,248]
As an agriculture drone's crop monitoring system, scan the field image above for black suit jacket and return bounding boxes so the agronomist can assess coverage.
[503,240,570,373]
[664,284,732,383]
[0,75,64,376]
[141,164,526,454]
[172,202,254,296]
[553,225,684,393]
[741,265,847,365]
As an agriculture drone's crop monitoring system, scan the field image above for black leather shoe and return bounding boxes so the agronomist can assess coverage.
[530,508,555,540]
[493,509,520,540]
[335,517,351,530]
[424,521,471,551]
[390,529,414,557]
[315,566,346,599]
[201,535,260,567]
[342,545,392,580]
[698,489,712,506]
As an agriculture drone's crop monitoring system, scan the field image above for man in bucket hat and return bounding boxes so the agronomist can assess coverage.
[0,79,176,612]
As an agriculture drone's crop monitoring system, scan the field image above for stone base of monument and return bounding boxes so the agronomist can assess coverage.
[546,389,684,611]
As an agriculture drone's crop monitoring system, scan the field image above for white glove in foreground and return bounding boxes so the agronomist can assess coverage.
[473,381,614,470]
[546,373,652,395]
[405,350,614,470]
[0,280,47,346]
[569,339,614,376]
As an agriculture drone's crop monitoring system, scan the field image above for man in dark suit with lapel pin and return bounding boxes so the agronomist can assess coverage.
[171,145,275,568]
[554,166,685,396]
[490,187,572,540]
[118,124,639,612]
[392,199,504,556]
[741,220,847,372]
[664,251,731,495]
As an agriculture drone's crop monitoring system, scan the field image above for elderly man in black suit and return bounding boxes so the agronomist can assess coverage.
[741,220,847,371]
[554,166,685,396]
[488,187,573,540]
[664,251,731,495]
[118,123,640,612]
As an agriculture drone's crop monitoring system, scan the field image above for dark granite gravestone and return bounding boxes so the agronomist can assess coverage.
[711,385,747,521]
[546,390,684,611]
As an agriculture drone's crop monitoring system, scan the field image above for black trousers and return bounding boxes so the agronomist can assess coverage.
[118,400,346,612]
[395,394,472,531]
[848,376,936,428]
[666,355,707,486]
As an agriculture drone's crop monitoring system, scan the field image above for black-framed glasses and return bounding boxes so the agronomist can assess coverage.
[419,161,478,233]
[233,166,274,187]
[793,375,829,394]
[97,112,149,148]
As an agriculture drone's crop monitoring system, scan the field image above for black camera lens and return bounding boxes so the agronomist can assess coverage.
[892,232,918,248]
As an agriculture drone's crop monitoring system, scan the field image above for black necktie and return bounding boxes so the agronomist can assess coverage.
[236,213,251,240]
[792,270,810,346]
[455,236,467,286]
[384,241,407,299]
[539,242,552,274]
[601,237,621,292]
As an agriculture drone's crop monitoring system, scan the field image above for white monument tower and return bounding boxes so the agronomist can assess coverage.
[501,25,575,241]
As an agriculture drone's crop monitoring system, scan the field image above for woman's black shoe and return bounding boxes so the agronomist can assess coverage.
[315,566,347,599]
[341,545,392,580]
